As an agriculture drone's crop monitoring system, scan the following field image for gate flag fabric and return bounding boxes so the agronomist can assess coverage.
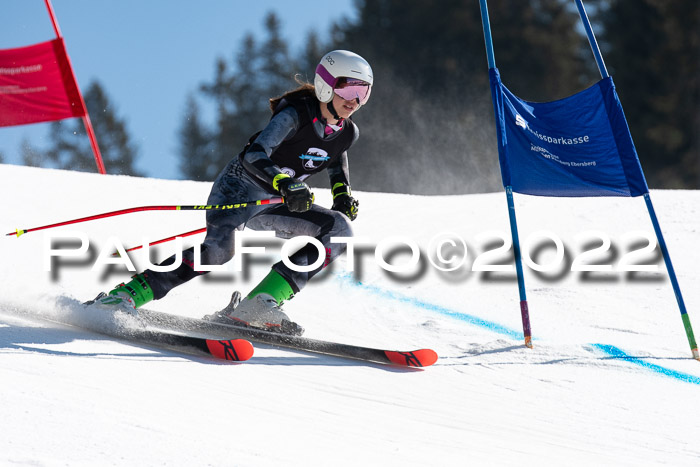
[489,68,648,197]
[0,38,86,127]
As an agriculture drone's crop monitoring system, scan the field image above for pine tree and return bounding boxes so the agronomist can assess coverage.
[593,0,699,188]
[178,95,215,180]
[45,81,142,176]
[296,31,326,85]
[258,13,295,98]
[228,34,269,145]
[199,56,238,175]
[488,0,595,98]
[20,138,43,168]
[182,12,307,181]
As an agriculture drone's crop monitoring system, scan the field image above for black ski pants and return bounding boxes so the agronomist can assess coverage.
[143,159,353,300]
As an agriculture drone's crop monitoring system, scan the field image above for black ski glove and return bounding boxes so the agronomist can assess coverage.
[275,175,314,213]
[331,183,359,221]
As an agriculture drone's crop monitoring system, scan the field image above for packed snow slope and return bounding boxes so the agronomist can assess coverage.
[1,164,699,466]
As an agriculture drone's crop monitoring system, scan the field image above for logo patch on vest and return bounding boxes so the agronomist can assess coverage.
[299,147,330,170]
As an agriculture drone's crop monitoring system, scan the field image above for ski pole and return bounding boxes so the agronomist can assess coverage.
[6,198,285,238]
[113,226,207,256]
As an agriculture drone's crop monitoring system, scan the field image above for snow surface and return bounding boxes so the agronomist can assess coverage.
[1,163,699,466]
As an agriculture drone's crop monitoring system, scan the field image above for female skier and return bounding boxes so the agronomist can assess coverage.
[93,50,372,335]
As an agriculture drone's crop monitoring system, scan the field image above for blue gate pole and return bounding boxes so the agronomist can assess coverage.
[479,0,497,69]
[644,195,700,360]
[576,0,699,360]
[480,0,533,348]
[506,186,533,348]
[574,0,609,78]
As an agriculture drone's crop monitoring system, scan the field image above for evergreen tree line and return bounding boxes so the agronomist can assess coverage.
[20,0,699,192]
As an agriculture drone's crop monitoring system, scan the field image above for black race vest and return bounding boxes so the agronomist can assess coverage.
[241,97,355,186]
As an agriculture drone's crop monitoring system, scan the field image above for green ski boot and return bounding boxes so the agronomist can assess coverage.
[92,273,154,313]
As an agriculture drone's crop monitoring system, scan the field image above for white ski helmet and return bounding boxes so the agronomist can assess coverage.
[314,50,373,104]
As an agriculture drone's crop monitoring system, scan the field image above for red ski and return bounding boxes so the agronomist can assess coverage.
[136,309,438,368]
[384,349,438,367]
[124,328,254,362]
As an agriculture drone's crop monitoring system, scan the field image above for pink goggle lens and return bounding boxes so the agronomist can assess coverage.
[334,79,372,105]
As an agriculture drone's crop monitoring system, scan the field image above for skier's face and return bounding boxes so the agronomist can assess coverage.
[333,93,359,119]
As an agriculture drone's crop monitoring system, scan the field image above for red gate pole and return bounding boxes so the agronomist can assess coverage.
[44,0,107,174]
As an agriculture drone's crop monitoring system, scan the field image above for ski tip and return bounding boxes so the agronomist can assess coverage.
[206,339,255,362]
[385,349,438,367]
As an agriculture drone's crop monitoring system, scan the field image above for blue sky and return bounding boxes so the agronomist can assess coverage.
[1,0,356,179]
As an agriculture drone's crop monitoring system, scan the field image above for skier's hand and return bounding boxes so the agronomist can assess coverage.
[331,183,359,221]
[275,175,314,213]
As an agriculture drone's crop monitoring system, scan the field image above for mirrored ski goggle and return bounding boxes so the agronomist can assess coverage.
[334,78,372,105]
